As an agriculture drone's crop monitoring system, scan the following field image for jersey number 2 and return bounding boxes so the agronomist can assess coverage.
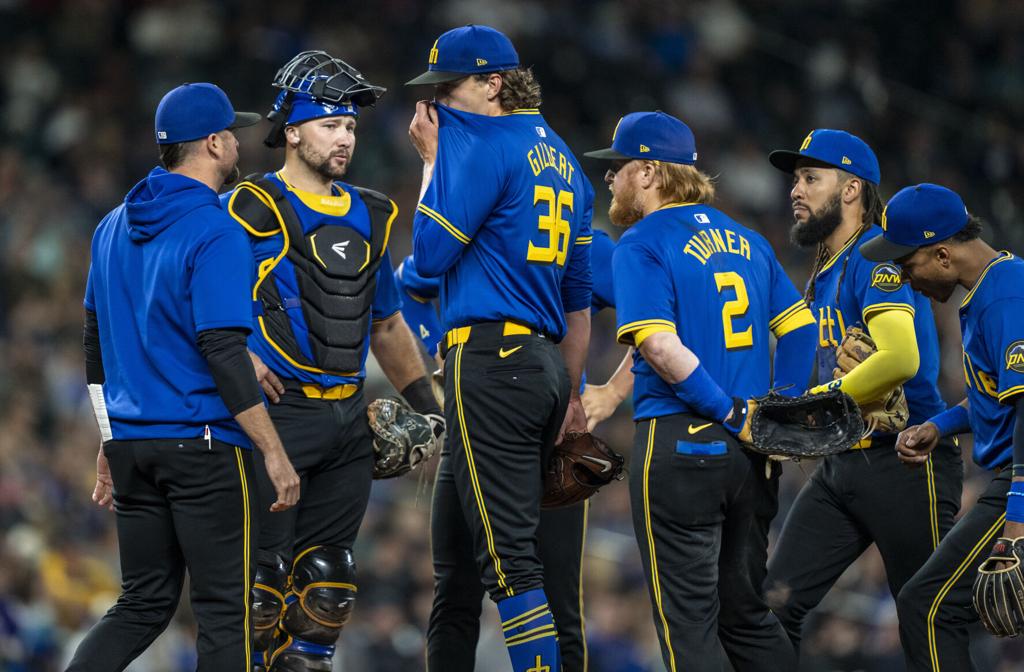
[714,271,753,349]
[528,186,573,266]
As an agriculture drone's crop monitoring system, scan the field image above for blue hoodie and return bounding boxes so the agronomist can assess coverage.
[85,167,255,447]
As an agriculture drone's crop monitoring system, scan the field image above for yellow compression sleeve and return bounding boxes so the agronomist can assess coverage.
[812,308,919,404]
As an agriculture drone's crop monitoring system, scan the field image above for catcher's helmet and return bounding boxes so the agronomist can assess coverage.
[265,50,386,148]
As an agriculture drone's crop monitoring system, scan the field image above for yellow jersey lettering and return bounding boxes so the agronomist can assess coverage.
[525,142,575,185]
[725,229,740,256]
[681,228,752,263]
[739,235,751,260]
[709,228,726,253]
[527,149,542,176]
[976,369,999,398]
[684,242,708,265]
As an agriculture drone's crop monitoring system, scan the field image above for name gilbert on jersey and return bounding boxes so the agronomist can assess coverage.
[527,141,576,185]
[683,226,752,266]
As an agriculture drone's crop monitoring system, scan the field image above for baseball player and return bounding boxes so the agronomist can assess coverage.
[70,83,299,672]
[395,237,614,671]
[763,131,964,654]
[586,110,817,672]
[861,184,1024,670]
[406,25,593,672]
[224,52,444,671]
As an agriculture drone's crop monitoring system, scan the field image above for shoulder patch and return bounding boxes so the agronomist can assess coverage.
[870,263,903,292]
[1005,340,1024,373]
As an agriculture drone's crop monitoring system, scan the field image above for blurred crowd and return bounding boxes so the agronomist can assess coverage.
[2,0,1024,669]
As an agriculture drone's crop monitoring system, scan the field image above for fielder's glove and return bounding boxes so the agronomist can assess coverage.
[737,389,865,459]
[973,536,1024,638]
[833,326,910,435]
[367,397,443,479]
[541,431,624,509]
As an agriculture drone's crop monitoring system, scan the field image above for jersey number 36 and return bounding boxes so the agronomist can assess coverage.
[528,185,573,266]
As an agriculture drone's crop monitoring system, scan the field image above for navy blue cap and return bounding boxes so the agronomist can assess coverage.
[583,111,698,165]
[155,83,260,145]
[769,129,880,185]
[406,25,519,85]
[860,184,969,262]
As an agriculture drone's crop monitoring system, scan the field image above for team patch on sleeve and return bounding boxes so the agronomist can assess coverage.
[870,263,903,292]
[1005,340,1024,373]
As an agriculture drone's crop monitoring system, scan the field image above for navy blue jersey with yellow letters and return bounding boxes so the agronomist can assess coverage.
[811,226,944,426]
[613,203,810,420]
[959,251,1024,470]
[412,104,593,340]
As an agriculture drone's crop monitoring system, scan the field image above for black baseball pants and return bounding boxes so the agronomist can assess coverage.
[630,413,796,672]
[896,468,1010,671]
[765,436,963,654]
[66,438,256,672]
[441,324,570,603]
[427,449,588,671]
[252,385,373,566]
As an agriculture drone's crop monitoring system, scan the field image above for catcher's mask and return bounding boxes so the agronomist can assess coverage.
[265,50,386,148]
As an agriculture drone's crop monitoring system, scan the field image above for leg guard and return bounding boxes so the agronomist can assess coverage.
[252,551,288,670]
[268,546,357,672]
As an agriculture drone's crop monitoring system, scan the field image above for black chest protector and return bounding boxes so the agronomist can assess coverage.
[228,176,396,376]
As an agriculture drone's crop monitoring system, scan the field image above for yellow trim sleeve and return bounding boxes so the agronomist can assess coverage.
[830,308,920,404]
[633,325,677,347]
[998,384,1024,403]
[771,305,815,338]
[862,302,915,322]
[417,203,471,245]
[616,319,676,346]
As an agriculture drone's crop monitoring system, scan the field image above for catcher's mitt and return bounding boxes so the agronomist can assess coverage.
[973,536,1024,638]
[833,326,910,435]
[744,389,865,459]
[542,432,624,509]
[367,397,443,479]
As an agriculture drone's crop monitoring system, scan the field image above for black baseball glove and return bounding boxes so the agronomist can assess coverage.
[973,536,1024,638]
[367,397,443,479]
[541,432,624,509]
[741,389,865,459]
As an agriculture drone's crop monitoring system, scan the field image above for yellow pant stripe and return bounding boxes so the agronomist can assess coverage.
[234,447,252,671]
[505,627,559,647]
[643,419,676,671]
[580,498,589,671]
[455,343,513,597]
[501,604,550,631]
[926,455,939,550]
[926,512,1005,671]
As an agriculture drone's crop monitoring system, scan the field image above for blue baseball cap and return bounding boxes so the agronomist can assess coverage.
[860,184,969,262]
[271,90,358,125]
[155,83,260,145]
[584,111,698,165]
[406,25,519,86]
[769,129,880,185]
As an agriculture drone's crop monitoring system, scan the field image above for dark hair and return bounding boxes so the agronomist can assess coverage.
[951,213,983,242]
[158,140,198,170]
[860,181,884,227]
[474,67,542,111]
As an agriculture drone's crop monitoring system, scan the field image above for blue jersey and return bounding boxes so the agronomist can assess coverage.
[959,252,1024,470]
[412,104,593,341]
[590,229,616,313]
[811,226,945,426]
[395,255,444,357]
[613,203,810,420]
[85,168,254,447]
[221,172,402,387]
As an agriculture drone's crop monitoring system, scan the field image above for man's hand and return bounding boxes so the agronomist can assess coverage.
[92,445,113,512]
[262,448,300,512]
[249,350,284,404]
[558,397,588,444]
[582,384,622,432]
[409,100,439,165]
[896,422,940,467]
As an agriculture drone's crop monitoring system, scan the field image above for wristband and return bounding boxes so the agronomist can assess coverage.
[670,364,733,423]
[928,405,970,437]
[1007,481,1024,524]
[402,376,442,416]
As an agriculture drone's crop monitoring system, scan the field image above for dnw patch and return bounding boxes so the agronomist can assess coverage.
[870,263,903,292]
[1005,340,1024,373]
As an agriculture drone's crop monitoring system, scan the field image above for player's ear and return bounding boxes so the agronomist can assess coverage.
[486,73,503,103]
[284,125,301,148]
[637,160,658,189]
[841,176,862,205]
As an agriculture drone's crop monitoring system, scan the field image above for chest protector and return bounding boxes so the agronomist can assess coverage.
[228,176,396,376]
